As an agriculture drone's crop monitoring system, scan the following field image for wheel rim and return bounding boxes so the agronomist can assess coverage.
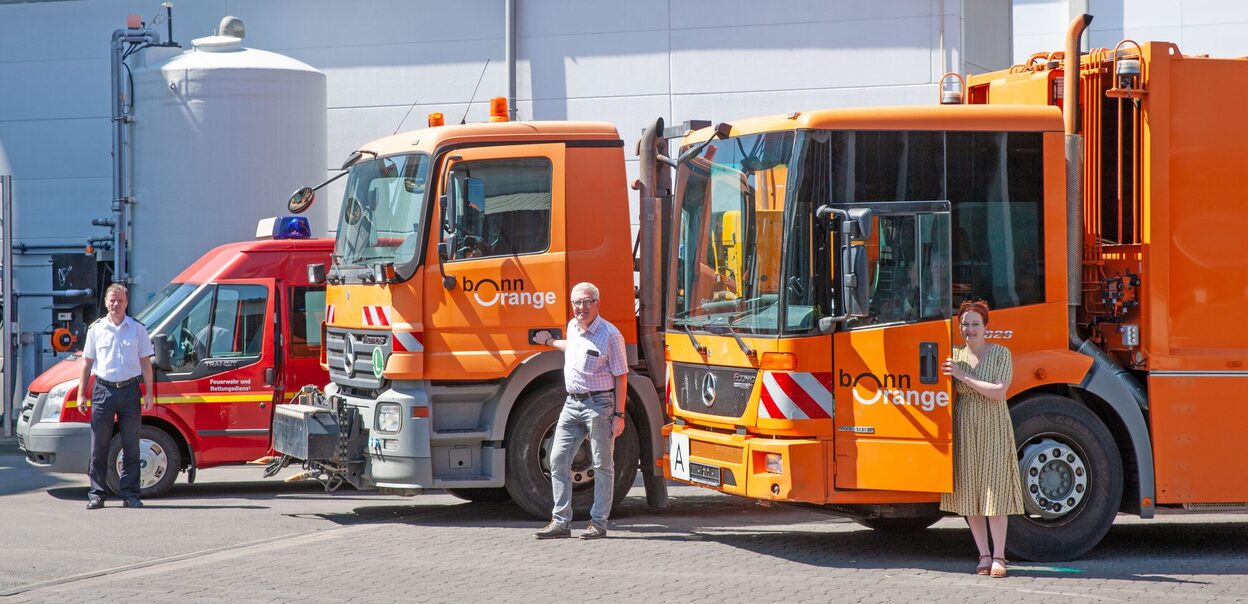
[1018,436,1088,520]
[539,424,596,490]
[116,437,170,490]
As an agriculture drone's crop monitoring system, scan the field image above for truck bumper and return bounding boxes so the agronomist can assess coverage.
[18,417,92,473]
[668,424,829,503]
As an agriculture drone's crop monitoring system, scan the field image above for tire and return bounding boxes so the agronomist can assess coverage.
[504,385,641,520]
[106,425,182,498]
[444,487,512,503]
[854,515,942,533]
[1006,395,1123,562]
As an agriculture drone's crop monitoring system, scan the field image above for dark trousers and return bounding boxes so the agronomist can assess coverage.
[88,381,142,499]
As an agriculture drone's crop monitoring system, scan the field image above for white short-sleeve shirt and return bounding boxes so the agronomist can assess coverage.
[82,315,155,382]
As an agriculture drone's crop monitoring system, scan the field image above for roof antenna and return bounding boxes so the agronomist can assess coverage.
[460,59,491,125]
[392,97,420,135]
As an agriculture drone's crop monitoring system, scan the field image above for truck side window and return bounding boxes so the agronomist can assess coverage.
[946,132,1045,309]
[167,287,215,373]
[446,158,552,260]
[208,285,267,358]
[290,286,326,358]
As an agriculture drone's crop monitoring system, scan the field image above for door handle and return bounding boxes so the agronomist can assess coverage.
[264,367,276,386]
[919,342,938,385]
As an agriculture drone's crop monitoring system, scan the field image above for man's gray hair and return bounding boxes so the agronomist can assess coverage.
[571,282,599,300]
[105,282,129,299]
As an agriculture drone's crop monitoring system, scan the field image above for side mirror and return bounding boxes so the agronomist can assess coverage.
[439,235,456,262]
[844,208,873,241]
[151,335,173,372]
[307,263,326,285]
[844,243,870,317]
[288,187,315,214]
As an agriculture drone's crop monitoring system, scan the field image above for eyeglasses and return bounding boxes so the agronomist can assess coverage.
[571,299,598,308]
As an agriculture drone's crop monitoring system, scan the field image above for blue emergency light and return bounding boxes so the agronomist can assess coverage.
[273,216,311,239]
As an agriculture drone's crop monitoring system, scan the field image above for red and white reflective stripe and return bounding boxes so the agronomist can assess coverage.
[325,304,336,324]
[391,331,424,353]
[759,371,834,420]
[362,306,391,327]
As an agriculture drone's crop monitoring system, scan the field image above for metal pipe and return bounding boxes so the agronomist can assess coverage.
[111,24,162,285]
[634,118,667,396]
[2,174,14,436]
[15,241,97,251]
[1064,14,1092,344]
[15,289,95,298]
[505,0,517,120]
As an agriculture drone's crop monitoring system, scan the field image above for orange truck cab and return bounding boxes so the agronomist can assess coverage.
[17,218,331,497]
[271,112,670,518]
[661,16,1248,562]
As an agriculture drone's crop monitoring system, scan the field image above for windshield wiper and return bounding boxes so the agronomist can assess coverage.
[708,319,755,359]
[679,323,708,356]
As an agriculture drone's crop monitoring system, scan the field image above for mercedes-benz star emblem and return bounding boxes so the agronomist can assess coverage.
[701,372,717,407]
[343,334,356,376]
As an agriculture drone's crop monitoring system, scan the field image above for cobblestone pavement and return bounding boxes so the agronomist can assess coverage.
[2,447,1247,603]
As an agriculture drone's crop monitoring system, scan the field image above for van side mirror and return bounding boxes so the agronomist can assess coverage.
[844,244,870,317]
[151,335,173,372]
[844,208,873,241]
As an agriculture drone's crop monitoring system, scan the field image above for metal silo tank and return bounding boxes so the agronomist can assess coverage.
[129,33,326,305]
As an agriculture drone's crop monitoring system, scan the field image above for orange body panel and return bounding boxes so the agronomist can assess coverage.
[1148,375,1248,503]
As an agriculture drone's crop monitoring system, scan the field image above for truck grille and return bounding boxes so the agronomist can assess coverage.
[326,327,392,391]
[671,363,757,419]
[20,392,39,424]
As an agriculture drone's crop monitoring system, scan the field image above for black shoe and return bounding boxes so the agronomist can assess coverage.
[122,496,144,508]
[86,496,104,510]
[534,521,570,539]
[579,524,608,540]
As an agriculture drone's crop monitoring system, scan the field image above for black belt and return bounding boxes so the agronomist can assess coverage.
[97,376,139,389]
[568,390,612,400]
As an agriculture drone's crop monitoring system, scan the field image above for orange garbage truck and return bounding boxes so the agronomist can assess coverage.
[269,103,672,518]
[660,15,1248,560]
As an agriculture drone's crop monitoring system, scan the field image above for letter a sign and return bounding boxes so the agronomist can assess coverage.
[669,433,691,481]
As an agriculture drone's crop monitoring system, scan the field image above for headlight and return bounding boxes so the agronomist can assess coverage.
[41,379,79,422]
[375,403,401,433]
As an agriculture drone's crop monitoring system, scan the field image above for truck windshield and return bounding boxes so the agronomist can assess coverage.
[334,153,430,268]
[669,131,796,335]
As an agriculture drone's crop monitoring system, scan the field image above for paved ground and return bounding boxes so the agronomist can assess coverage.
[2,439,1247,603]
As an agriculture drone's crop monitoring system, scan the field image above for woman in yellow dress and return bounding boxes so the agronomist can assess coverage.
[940,299,1024,578]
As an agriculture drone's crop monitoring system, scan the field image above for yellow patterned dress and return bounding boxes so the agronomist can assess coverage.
[939,343,1025,516]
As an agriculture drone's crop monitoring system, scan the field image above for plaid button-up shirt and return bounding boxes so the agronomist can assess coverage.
[563,316,627,394]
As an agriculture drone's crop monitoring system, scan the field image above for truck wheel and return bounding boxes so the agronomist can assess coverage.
[505,385,641,520]
[444,487,512,503]
[107,425,182,498]
[1006,395,1123,562]
[854,515,942,533]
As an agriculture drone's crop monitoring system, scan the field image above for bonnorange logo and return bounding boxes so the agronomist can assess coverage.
[838,370,949,412]
[461,277,557,309]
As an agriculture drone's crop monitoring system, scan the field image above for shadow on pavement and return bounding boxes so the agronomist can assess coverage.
[0,454,74,496]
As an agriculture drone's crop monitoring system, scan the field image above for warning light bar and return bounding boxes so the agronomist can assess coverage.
[256,216,312,240]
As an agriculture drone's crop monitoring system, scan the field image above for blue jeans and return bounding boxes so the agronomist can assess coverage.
[550,392,615,529]
[88,381,142,499]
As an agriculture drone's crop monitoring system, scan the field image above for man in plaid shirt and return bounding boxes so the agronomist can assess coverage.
[531,282,628,540]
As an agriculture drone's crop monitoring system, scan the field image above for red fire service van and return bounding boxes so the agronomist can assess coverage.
[17,217,331,497]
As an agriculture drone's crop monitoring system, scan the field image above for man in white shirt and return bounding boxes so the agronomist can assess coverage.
[80,283,156,509]
[531,282,628,540]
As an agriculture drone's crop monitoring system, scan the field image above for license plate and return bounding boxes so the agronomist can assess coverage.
[689,461,721,486]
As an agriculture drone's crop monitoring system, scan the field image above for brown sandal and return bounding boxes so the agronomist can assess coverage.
[990,557,1008,578]
[975,555,992,575]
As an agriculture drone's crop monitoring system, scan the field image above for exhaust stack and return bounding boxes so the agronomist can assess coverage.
[1064,13,1093,344]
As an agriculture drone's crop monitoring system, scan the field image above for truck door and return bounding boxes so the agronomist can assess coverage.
[162,279,277,463]
[832,203,954,492]
[427,144,566,378]
[283,284,326,400]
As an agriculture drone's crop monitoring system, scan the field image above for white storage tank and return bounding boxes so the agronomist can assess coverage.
[129,26,326,304]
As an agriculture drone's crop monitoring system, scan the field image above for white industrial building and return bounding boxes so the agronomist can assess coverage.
[2,0,1247,409]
